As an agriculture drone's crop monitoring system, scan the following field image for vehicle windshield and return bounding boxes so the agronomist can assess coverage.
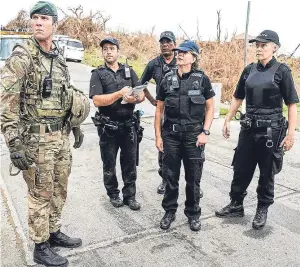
[0,37,27,60]
[67,40,83,49]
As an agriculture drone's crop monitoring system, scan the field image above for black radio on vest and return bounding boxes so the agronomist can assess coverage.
[171,74,179,90]
[42,57,54,98]
[124,58,131,79]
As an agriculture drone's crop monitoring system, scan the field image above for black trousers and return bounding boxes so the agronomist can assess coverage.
[162,129,204,220]
[230,126,284,206]
[158,123,164,179]
[99,127,137,201]
[158,151,163,178]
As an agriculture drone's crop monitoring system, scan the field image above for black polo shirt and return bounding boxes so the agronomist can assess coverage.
[89,63,139,97]
[89,63,140,120]
[234,57,299,105]
[140,54,177,95]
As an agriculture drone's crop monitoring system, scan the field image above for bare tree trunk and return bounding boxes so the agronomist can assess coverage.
[196,17,201,41]
[224,29,228,42]
[216,10,221,43]
[150,25,156,37]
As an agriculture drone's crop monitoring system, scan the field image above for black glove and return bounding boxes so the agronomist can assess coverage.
[9,138,30,170]
[72,127,84,149]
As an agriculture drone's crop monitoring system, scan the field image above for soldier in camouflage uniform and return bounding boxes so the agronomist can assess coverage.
[0,1,90,267]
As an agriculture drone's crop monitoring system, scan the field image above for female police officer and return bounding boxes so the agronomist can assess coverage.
[155,40,215,231]
[215,30,299,230]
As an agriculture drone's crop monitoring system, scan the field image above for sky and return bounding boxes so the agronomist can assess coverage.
[1,0,299,57]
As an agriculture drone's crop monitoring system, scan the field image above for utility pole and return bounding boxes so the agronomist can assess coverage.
[242,0,251,113]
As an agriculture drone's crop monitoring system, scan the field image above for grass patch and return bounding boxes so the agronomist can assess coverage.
[220,107,229,116]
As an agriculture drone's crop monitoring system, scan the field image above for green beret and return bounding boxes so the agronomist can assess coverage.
[30,1,57,18]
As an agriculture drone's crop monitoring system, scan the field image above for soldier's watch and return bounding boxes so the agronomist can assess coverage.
[202,129,210,136]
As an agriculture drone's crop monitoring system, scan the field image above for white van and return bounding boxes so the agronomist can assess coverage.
[56,36,85,62]
[0,34,30,68]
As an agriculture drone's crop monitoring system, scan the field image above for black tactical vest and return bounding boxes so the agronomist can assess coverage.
[245,62,283,116]
[96,65,134,121]
[153,56,177,86]
[164,69,206,125]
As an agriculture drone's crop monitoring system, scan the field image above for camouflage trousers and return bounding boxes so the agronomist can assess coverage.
[22,131,72,243]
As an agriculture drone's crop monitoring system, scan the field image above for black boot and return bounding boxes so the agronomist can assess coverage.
[49,230,82,248]
[123,199,141,210]
[110,196,124,208]
[34,242,68,267]
[215,200,245,218]
[200,188,203,199]
[160,212,176,230]
[252,205,268,230]
[157,180,167,194]
[188,219,201,231]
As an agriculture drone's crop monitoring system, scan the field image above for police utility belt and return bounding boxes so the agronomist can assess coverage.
[91,112,136,131]
[164,121,203,133]
[236,111,286,149]
[238,114,284,129]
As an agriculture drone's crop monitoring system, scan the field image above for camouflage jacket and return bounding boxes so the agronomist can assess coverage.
[0,36,72,144]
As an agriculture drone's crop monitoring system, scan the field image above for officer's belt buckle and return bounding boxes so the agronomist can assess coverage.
[172,124,180,132]
[256,119,271,128]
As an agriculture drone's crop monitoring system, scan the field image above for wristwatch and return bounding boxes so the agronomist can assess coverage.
[202,129,210,136]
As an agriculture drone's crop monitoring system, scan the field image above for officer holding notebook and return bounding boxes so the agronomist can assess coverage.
[89,37,145,210]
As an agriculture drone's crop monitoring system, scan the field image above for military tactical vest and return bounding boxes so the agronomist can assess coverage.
[245,62,283,116]
[152,56,177,87]
[164,69,206,125]
[16,37,71,123]
[95,65,134,121]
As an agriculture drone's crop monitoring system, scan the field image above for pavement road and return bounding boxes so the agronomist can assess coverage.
[1,61,300,267]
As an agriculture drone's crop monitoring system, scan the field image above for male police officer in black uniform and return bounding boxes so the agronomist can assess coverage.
[155,41,215,231]
[215,30,299,229]
[140,31,177,194]
[89,37,145,210]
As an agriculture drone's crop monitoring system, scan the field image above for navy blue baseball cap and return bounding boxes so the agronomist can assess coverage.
[249,30,280,46]
[100,37,120,49]
[173,40,200,55]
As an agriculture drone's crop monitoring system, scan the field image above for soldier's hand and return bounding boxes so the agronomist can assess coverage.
[196,133,208,147]
[156,137,164,152]
[280,133,294,151]
[72,127,84,149]
[223,120,230,139]
[9,139,31,170]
